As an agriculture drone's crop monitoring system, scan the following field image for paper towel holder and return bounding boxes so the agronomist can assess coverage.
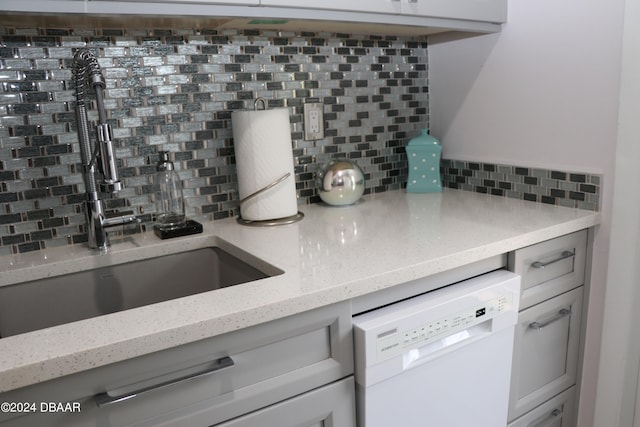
[237,172,304,227]
[254,97,267,111]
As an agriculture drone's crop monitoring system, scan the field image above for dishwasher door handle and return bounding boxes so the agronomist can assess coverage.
[94,356,235,407]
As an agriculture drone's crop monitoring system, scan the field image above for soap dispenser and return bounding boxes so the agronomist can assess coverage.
[154,151,185,229]
[405,129,442,193]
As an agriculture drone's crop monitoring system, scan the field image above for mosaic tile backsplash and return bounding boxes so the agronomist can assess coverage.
[0,25,601,254]
[441,159,601,211]
[0,26,429,254]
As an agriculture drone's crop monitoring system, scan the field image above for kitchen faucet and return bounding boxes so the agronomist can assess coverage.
[73,48,138,250]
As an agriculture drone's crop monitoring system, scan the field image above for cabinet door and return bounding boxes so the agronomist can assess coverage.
[404,0,507,23]
[1,0,86,13]
[508,386,576,427]
[508,287,583,421]
[259,0,399,14]
[260,0,505,22]
[89,0,259,3]
[216,377,356,427]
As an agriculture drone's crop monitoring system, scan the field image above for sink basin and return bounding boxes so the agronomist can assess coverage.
[0,246,283,338]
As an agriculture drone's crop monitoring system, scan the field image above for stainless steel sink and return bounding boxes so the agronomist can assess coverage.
[0,246,283,338]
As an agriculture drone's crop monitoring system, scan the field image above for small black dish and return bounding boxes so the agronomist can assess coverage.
[153,219,203,240]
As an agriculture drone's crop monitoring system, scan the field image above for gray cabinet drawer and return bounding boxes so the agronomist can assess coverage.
[0,301,353,427]
[508,386,576,427]
[216,377,356,427]
[509,230,587,310]
[508,287,583,421]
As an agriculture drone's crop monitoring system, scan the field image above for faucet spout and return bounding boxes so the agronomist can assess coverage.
[74,49,135,250]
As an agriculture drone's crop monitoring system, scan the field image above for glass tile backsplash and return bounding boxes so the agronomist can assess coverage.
[0,26,428,253]
[0,25,600,254]
[441,159,601,212]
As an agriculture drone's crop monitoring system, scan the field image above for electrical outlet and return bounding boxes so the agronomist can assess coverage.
[304,103,324,140]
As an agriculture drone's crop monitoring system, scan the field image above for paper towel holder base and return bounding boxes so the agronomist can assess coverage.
[237,172,304,227]
[237,211,304,227]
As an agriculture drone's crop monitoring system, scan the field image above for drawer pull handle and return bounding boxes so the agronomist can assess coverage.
[531,250,575,269]
[94,356,234,407]
[529,308,572,330]
[531,408,563,426]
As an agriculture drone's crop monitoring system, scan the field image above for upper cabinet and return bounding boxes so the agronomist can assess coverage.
[97,0,260,3]
[260,0,400,15]
[1,0,87,14]
[406,0,506,23]
[0,0,506,35]
[260,0,507,24]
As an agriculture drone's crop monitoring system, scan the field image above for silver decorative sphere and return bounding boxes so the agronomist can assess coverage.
[316,159,365,206]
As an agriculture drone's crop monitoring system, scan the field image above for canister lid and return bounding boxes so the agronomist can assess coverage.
[408,129,440,147]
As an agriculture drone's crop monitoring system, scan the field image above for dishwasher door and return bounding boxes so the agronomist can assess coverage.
[353,270,520,427]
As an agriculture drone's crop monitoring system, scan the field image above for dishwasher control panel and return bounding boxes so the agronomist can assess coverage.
[353,270,521,371]
[375,295,511,361]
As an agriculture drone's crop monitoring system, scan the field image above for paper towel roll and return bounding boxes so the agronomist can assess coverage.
[232,107,298,221]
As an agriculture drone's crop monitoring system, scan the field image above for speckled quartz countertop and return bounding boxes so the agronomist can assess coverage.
[0,188,600,393]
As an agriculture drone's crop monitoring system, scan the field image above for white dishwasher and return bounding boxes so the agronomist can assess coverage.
[353,269,520,427]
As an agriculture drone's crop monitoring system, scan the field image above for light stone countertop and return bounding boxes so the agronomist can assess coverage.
[0,188,600,393]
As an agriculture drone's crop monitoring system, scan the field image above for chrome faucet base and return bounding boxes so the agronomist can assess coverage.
[85,200,140,250]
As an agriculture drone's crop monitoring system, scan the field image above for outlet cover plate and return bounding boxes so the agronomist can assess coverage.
[304,103,324,140]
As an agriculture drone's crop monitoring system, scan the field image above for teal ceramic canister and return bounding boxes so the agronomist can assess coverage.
[406,129,442,193]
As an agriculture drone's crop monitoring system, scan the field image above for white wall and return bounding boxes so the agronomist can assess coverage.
[427,0,625,425]
[594,0,640,423]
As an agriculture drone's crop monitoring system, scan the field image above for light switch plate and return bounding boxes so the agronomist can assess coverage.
[303,103,324,140]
